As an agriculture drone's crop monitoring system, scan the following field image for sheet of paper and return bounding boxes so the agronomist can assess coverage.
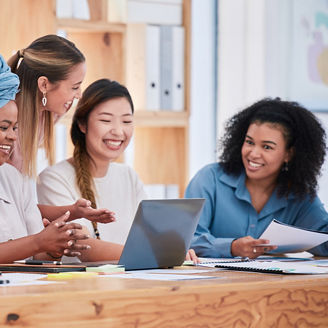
[259,219,328,253]
[103,273,221,281]
[1,280,61,287]
[0,273,61,287]
[125,268,217,274]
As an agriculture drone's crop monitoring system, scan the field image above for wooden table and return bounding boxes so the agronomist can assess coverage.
[1,267,328,327]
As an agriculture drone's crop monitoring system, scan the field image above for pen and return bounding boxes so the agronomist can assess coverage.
[0,280,10,284]
[15,260,62,265]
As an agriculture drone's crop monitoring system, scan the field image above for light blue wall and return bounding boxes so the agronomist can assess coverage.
[188,0,217,181]
[215,0,328,207]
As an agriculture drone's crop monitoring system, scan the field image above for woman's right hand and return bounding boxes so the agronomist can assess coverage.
[231,236,277,259]
[36,211,90,257]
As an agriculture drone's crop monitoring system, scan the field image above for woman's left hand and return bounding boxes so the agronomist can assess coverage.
[185,248,200,264]
[71,198,116,223]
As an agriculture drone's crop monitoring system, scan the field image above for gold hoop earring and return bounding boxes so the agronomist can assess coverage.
[42,92,47,107]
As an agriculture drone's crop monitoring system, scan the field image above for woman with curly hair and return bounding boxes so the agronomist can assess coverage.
[185,98,328,259]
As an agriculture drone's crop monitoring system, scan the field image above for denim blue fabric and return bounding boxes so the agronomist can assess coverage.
[185,163,328,257]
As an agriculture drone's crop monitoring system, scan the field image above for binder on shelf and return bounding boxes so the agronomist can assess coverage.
[171,26,185,111]
[107,0,182,25]
[144,184,166,199]
[56,0,73,19]
[160,26,185,111]
[165,184,179,199]
[160,26,173,110]
[72,0,90,20]
[107,0,127,23]
[126,24,160,111]
[56,0,90,20]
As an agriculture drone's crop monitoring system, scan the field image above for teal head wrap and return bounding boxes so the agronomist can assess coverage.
[0,54,20,108]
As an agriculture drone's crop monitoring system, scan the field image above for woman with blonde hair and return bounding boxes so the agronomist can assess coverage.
[0,54,89,263]
[8,34,85,176]
[6,35,115,225]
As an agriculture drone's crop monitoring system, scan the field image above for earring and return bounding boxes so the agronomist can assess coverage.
[42,92,47,107]
[282,162,289,172]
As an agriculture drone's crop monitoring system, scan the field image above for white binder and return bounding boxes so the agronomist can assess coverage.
[160,26,185,111]
[146,25,161,110]
[171,26,185,111]
[72,0,90,20]
[107,0,182,24]
[56,0,73,18]
[160,26,173,110]
[126,24,160,111]
[127,0,182,25]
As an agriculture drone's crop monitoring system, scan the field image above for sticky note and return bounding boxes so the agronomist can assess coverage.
[86,264,125,273]
[47,272,98,280]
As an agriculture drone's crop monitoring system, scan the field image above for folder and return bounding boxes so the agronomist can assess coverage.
[56,0,73,18]
[107,0,182,24]
[0,263,86,273]
[126,24,161,111]
[160,26,185,111]
[160,26,173,110]
[72,0,90,20]
[127,0,182,25]
[171,26,185,111]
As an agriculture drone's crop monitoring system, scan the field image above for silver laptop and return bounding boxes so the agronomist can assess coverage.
[118,198,205,270]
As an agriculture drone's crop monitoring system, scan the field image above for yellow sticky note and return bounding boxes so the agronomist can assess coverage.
[47,272,98,280]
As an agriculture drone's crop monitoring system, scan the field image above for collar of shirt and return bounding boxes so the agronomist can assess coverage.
[218,168,295,218]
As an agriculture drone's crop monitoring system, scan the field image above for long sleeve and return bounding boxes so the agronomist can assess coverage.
[288,196,328,256]
[185,164,235,258]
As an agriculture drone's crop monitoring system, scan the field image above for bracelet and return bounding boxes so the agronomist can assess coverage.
[46,252,62,260]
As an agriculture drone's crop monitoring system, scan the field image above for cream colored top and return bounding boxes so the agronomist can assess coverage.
[0,163,43,243]
[37,160,147,244]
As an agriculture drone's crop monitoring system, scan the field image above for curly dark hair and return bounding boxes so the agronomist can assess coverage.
[219,98,327,200]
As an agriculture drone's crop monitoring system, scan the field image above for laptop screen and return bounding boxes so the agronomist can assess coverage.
[118,198,205,270]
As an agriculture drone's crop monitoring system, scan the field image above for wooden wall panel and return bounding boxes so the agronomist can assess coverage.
[65,32,125,90]
[1,0,55,59]
[134,127,187,196]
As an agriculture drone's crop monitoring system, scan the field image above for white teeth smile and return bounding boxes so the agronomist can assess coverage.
[106,140,122,147]
[64,101,73,109]
[0,145,12,153]
[249,161,262,168]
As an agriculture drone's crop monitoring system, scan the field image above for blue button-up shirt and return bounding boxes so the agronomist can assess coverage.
[185,163,328,257]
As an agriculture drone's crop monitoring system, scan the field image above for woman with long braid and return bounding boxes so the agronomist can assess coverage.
[37,79,197,262]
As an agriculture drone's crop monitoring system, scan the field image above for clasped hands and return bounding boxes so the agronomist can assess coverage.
[231,236,278,259]
[41,211,90,259]
[40,198,117,259]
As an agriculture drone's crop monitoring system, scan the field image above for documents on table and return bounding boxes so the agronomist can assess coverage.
[198,259,328,274]
[107,273,221,281]
[0,273,60,287]
[259,219,328,253]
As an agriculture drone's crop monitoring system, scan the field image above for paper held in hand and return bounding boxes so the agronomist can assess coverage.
[259,219,328,253]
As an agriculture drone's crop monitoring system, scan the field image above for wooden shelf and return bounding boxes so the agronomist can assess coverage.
[57,18,126,33]
[134,111,189,127]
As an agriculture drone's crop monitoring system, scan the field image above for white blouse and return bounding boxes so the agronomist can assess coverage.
[0,163,43,243]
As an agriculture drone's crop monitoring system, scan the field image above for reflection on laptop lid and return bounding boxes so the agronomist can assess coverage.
[118,198,205,271]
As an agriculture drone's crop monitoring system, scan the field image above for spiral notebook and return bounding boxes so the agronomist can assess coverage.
[200,260,328,274]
